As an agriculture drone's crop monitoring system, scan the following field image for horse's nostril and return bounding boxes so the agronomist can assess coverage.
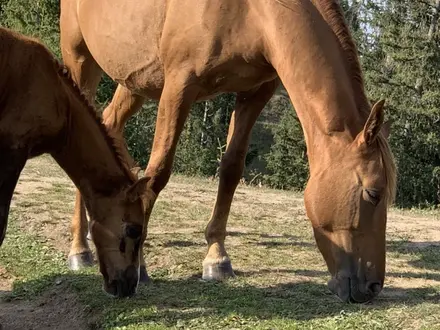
[327,276,383,303]
[367,281,383,295]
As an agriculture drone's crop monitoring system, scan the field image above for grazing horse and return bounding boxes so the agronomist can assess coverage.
[0,27,155,297]
[60,0,397,303]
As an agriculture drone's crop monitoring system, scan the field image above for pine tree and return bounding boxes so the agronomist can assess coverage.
[361,0,440,207]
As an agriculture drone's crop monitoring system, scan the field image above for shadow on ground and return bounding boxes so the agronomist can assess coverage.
[387,240,440,271]
[1,268,439,329]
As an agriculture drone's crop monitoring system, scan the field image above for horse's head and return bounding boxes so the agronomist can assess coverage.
[304,100,396,303]
[87,177,154,298]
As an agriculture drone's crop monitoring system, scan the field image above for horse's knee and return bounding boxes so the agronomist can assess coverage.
[102,105,115,128]
[145,164,172,194]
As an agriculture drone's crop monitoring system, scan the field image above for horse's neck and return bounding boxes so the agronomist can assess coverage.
[268,1,367,166]
[51,84,132,199]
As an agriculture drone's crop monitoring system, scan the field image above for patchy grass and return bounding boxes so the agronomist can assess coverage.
[0,155,439,329]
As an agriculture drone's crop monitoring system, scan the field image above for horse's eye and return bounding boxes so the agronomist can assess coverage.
[124,224,143,239]
[364,189,381,206]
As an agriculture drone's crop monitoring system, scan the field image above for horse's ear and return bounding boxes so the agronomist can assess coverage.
[126,177,151,203]
[361,99,385,146]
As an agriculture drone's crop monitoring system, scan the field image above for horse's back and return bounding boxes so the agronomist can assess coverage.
[73,0,276,98]
[0,28,65,151]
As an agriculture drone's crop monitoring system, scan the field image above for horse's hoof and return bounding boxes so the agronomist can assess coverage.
[68,252,94,271]
[139,265,150,283]
[202,259,235,281]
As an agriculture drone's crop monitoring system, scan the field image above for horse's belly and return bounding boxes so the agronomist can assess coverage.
[77,0,276,99]
[88,45,165,99]
[112,62,165,100]
[83,37,165,99]
[195,61,278,99]
[77,0,165,99]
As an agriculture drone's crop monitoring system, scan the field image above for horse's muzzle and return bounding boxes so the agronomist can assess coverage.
[103,265,139,298]
[328,276,383,303]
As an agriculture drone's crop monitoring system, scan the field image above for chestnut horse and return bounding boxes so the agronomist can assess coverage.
[0,27,155,297]
[60,0,397,302]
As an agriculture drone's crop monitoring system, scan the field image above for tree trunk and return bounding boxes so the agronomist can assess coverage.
[415,0,440,94]
[200,101,210,146]
[428,0,440,40]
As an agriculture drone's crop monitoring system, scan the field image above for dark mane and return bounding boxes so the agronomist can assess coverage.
[311,0,370,115]
[52,59,137,183]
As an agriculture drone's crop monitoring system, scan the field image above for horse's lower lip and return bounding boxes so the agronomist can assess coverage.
[327,277,380,303]
[104,279,137,298]
[369,282,383,295]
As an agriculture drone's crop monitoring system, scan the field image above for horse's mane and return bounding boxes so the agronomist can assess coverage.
[52,59,137,184]
[310,0,370,113]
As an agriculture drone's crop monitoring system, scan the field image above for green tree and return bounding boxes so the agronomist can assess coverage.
[265,99,308,191]
[1,0,60,56]
[360,0,440,207]
[173,94,235,177]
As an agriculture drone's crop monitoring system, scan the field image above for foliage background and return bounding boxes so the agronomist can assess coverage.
[2,0,440,208]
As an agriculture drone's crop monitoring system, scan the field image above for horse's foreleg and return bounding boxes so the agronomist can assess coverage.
[202,79,279,281]
[60,1,103,269]
[68,191,94,269]
[138,72,198,282]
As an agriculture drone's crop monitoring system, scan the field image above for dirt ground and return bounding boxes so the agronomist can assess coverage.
[0,284,89,330]
[1,156,439,329]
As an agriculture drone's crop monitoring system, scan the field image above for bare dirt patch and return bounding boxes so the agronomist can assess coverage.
[0,285,89,330]
[11,156,76,256]
[387,211,440,243]
[0,266,14,299]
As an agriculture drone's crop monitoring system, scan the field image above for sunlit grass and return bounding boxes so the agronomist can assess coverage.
[0,155,439,329]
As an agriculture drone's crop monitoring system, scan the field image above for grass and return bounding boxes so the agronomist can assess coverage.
[0,155,440,329]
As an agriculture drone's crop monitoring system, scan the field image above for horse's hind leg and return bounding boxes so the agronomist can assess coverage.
[202,79,279,281]
[102,85,145,173]
[60,1,103,270]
